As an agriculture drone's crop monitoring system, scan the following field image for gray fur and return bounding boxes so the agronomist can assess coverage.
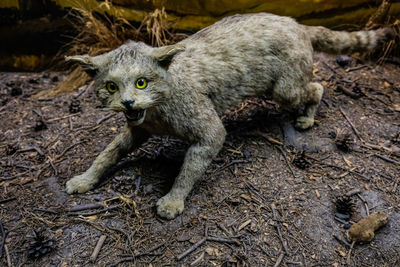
[65,13,390,219]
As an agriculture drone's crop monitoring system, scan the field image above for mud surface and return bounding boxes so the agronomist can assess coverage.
[1,53,400,266]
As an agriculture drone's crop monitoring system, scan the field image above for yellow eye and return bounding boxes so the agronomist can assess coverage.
[136,78,147,89]
[106,82,118,94]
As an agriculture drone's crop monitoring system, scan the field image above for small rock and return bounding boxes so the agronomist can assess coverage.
[349,212,388,242]
[34,120,47,131]
[52,76,59,82]
[335,55,351,68]
[335,212,350,221]
[243,150,251,159]
[143,184,153,194]
[28,78,39,84]
[11,87,23,96]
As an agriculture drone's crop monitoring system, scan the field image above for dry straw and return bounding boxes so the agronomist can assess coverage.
[36,0,182,97]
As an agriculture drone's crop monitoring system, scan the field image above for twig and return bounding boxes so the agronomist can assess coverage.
[245,182,268,202]
[69,116,73,130]
[333,233,352,248]
[276,146,296,179]
[105,224,133,246]
[110,243,165,267]
[57,142,84,159]
[74,81,92,98]
[213,160,248,174]
[374,153,400,166]
[17,145,44,156]
[190,251,205,266]
[0,221,7,258]
[177,237,207,261]
[47,156,58,176]
[1,170,31,181]
[339,108,364,142]
[357,194,370,216]
[5,244,11,267]
[96,113,115,125]
[345,189,362,197]
[273,251,285,267]
[307,156,370,180]
[0,197,17,204]
[217,223,232,237]
[346,241,356,265]
[237,219,252,232]
[33,208,59,215]
[69,203,104,212]
[67,204,121,216]
[90,235,107,262]
[134,176,141,196]
[322,62,354,83]
[253,131,284,145]
[47,113,79,122]
[346,65,368,72]
[336,85,361,99]
[270,204,289,255]
[207,236,240,245]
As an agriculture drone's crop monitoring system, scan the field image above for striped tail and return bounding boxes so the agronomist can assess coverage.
[306,26,394,54]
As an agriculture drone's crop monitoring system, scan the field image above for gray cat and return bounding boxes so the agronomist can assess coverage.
[65,13,392,219]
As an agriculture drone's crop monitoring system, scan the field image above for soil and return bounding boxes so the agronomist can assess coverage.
[0,53,399,267]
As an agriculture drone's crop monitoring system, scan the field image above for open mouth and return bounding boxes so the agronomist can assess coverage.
[125,109,145,121]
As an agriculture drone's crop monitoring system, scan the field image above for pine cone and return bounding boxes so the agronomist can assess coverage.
[335,131,355,152]
[335,195,356,217]
[292,151,311,169]
[69,99,81,114]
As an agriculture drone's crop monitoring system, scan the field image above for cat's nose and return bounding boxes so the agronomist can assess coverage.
[121,100,135,110]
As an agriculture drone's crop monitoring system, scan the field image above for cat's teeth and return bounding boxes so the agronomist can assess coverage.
[125,109,145,121]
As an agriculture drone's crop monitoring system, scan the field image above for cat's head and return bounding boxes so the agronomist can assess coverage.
[66,41,185,125]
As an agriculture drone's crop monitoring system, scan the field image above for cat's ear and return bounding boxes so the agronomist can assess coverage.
[65,55,100,77]
[152,45,185,68]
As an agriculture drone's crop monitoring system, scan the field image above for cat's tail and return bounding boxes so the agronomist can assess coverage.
[306,25,395,54]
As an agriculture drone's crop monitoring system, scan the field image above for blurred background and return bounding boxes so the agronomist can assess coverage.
[1,0,399,72]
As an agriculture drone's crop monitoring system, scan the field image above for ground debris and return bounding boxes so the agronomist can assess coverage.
[335,130,355,152]
[26,230,56,260]
[335,195,356,217]
[0,54,399,266]
[348,212,388,243]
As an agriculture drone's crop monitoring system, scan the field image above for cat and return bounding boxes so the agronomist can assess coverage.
[65,13,393,219]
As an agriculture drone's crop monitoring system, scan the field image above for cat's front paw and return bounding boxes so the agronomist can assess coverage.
[65,174,97,194]
[156,194,184,219]
[295,116,314,130]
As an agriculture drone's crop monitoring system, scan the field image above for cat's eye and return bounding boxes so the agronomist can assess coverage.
[136,78,147,89]
[106,81,118,94]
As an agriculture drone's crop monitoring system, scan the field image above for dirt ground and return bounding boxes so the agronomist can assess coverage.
[0,53,399,267]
